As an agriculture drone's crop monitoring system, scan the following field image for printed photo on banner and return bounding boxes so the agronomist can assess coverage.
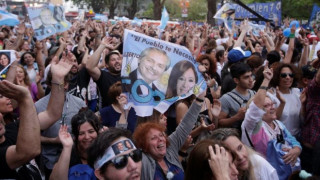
[27,4,71,40]
[214,3,235,32]
[0,50,17,79]
[121,29,206,117]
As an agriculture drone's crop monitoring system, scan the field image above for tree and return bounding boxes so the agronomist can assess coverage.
[152,0,166,20]
[71,0,120,18]
[126,0,139,19]
[106,0,120,19]
[207,0,217,25]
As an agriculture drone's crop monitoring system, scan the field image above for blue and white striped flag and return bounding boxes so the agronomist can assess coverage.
[158,7,169,30]
[0,10,19,26]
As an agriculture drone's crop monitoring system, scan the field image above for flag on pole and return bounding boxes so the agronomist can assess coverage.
[0,10,19,26]
[158,7,169,30]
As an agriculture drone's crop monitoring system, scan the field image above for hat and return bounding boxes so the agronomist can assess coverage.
[227,47,251,63]
[302,65,317,79]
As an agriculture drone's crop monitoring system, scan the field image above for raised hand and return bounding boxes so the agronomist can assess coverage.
[16,23,26,35]
[263,62,273,81]
[208,145,231,180]
[50,52,74,81]
[59,125,73,148]
[0,80,30,102]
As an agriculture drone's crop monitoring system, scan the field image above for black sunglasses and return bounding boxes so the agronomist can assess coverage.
[108,149,142,169]
[280,73,294,78]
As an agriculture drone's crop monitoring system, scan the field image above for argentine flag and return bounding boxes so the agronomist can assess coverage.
[158,7,169,30]
[0,10,19,26]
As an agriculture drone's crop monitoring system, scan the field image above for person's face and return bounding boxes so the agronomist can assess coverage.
[224,136,249,171]
[159,114,167,128]
[16,67,25,82]
[146,128,166,159]
[117,143,124,151]
[107,54,122,74]
[279,67,293,89]
[138,50,168,84]
[125,141,132,149]
[254,43,262,53]
[236,71,254,90]
[22,41,30,51]
[176,68,196,96]
[40,9,53,25]
[226,151,239,180]
[70,54,79,74]
[0,94,13,114]
[200,59,210,73]
[0,55,9,66]
[77,122,98,151]
[98,138,142,180]
[223,51,228,62]
[23,53,35,66]
[262,97,277,122]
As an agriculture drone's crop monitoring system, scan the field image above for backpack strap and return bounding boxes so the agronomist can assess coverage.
[245,128,255,149]
[227,92,244,107]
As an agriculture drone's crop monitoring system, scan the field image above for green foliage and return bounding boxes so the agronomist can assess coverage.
[141,3,154,18]
[187,0,208,21]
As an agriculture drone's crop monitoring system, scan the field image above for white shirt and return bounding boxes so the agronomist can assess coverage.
[251,153,279,180]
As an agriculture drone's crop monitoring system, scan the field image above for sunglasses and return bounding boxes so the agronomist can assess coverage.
[107,149,142,169]
[280,73,294,78]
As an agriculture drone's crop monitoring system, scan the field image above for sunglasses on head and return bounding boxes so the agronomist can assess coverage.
[107,149,142,169]
[280,73,294,78]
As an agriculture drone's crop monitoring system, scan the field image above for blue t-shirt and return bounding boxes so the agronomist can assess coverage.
[154,157,184,180]
[100,106,137,133]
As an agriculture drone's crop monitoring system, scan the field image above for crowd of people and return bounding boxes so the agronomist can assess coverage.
[0,15,320,180]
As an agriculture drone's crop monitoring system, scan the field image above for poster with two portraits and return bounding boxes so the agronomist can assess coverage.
[122,29,206,117]
[27,4,71,40]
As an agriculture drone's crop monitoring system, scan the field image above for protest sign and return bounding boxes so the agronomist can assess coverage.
[27,4,71,40]
[0,50,17,79]
[217,1,281,26]
[309,4,320,28]
[214,3,235,32]
[121,29,206,116]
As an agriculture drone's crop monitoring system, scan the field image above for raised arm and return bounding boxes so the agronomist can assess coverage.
[283,26,296,64]
[49,125,74,180]
[298,38,309,68]
[234,21,250,48]
[0,80,41,169]
[253,63,273,109]
[86,36,113,81]
[38,53,73,130]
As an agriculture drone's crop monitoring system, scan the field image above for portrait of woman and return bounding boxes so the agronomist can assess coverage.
[166,60,198,99]
[0,52,10,67]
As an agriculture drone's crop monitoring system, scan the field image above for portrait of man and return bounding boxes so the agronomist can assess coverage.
[127,47,170,96]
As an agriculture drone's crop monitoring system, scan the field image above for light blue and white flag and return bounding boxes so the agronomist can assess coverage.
[158,7,169,30]
[93,13,108,22]
[0,10,19,26]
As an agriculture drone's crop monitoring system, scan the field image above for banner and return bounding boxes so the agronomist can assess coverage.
[121,29,206,116]
[217,1,281,26]
[27,4,71,40]
[214,3,236,32]
[0,10,19,26]
[308,4,320,28]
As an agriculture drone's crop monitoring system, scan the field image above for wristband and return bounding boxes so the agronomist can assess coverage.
[196,97,204,102]
[51,81,64,90]
[259,86,268,90]
[178,150,188,157]
[289,33,295,38]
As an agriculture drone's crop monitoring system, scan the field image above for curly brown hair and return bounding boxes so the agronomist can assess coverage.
[270,63,301,88]
[133,122,170,153]
[196,54,217,76]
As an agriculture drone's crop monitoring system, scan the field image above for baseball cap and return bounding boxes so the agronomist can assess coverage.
[105,50,121,63]
[227,47,251,63]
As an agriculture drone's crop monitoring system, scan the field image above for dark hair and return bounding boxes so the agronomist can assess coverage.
[252,41,261,49]
[20,52,36,65]
[71,108,101,146]
[270,63,301,88]
[230,62,252,79]
[196,54,217,75]
[246,55,263,72]
[266,50,281,66]
[185,139,233,180]
[108,81,122,104]
[166,60,198,99]
[215,50,225,63]
[87,128,132,173]
[104,51,120,64]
